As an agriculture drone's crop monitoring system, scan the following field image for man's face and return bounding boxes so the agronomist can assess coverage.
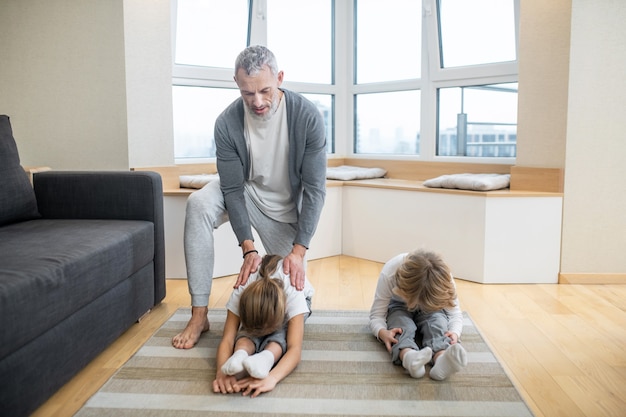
[235,65,284,121]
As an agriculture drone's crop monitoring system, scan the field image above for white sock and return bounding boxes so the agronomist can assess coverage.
[429,343,468,381]
[401,347,432,379]
[243,350,276,379]
[221,349,248,376]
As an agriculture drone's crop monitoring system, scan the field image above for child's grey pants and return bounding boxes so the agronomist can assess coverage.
[387,299,453,365]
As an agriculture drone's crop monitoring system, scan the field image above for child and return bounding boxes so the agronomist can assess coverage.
[369,249,467,380]
[212,254,314,397]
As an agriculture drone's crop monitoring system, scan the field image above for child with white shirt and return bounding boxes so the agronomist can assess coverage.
[212,254,314,397]
[369,249,467,380]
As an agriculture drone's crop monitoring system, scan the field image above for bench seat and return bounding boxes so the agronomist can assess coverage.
[134,164,562,284]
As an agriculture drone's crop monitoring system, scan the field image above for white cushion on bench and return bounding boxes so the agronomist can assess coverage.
[326,165,387,181]
[423,173,510,191]
[179,173,219,189]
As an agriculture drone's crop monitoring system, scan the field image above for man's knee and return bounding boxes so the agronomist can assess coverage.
[186,193,226,227]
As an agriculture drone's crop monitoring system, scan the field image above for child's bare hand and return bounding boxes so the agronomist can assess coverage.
[212,373,242,394]
[445,331,459,344]
[237,375,278,398]
[378,328,403,353]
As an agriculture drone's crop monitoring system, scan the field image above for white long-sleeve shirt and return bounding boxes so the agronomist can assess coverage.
[369,253,463,339]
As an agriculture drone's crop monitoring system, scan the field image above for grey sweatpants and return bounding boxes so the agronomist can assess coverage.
[183,180,301,306]
[387,298,453,365]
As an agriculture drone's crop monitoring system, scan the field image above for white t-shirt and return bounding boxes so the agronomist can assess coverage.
[226,259,315,321]
[244,95,297,223]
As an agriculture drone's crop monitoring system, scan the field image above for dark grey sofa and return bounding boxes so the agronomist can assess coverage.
[0,115,166,417]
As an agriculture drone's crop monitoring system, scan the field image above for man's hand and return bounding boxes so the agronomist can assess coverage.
[378,328,403,353]
[234,241,262,288]
[283,244,307,290]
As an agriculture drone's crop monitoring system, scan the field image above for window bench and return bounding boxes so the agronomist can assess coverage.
[337,178,562,284]
[133,162,562,284]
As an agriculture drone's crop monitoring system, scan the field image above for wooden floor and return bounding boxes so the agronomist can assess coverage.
[33,255,626,417]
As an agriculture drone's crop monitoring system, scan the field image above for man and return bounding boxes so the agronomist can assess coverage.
[172,45,327,349]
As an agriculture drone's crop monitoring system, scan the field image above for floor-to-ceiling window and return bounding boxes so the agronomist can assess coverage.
[171,0,518,163]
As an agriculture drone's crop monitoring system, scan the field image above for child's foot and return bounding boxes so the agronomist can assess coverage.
[243,350,275,379]
[429,343,468,380]
[402,347,433,379]
[221,349,248,375]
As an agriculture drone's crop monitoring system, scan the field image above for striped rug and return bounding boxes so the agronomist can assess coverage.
[75,309,534,417]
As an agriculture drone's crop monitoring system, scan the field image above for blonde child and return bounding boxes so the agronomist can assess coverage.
[212,254,314,397]
[369,249,467,380]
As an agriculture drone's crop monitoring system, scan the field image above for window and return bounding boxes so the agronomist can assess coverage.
[172,0,519,162]
[267,0,333,84]
[438,0,517,68]
[171,0,334,162]
[352,0,518,159]
[355,0,421,83]
[174,0,248,68]
[355,91,421,155]
[172,86,240,159]
[266,0,335,154]
[437,83,518,157]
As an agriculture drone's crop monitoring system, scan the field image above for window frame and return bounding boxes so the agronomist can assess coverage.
[170,0,520,165]
[171,0,338,164]
[427,0,519,162]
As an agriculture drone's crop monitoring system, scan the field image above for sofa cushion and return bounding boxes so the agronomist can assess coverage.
[0,219,154,359]
[0,115,41,226]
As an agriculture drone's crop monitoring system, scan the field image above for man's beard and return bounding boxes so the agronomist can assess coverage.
[248,90,280,122]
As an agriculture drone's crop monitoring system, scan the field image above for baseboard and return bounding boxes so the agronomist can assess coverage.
[558,273,626,284]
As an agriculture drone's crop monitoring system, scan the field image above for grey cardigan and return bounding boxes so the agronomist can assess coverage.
[214,88,327,249]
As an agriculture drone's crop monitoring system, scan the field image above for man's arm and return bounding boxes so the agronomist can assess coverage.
[283,92,327,290]
[291,105,327,250]
[214,100,256,246]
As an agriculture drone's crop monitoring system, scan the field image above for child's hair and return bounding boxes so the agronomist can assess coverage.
[239,254,287,337]
[392,249,457,312]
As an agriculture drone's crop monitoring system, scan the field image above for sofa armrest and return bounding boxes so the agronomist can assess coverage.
[33,170,166,304]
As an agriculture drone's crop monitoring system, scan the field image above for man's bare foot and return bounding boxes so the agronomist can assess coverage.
[172,306,211,349]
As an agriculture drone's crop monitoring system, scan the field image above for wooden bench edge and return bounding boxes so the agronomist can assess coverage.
[133,162,563,197]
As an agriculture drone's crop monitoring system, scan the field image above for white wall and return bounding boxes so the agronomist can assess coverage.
[0,0,174,170]
[560,0,626,274]
[123,0,175,168]
[516,0,626,279]
[0,0,128,169]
